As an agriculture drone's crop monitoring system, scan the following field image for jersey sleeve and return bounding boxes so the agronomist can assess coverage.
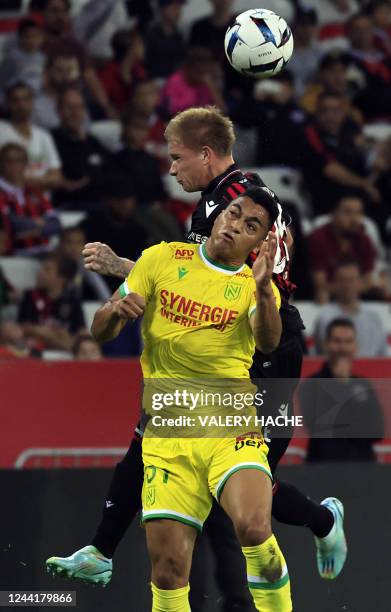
[118,243,166,301]
[248,280,281,319]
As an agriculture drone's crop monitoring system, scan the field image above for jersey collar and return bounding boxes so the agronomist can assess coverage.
[201,163,242,196]
[199,243,245,275]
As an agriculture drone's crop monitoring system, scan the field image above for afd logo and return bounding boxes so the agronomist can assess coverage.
[175,249,194,260]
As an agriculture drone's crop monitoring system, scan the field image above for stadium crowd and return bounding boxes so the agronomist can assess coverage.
[0,0,390,363]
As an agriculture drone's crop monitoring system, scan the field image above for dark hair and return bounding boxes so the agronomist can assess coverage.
[325,317,356,339]
[57,85,84,107]
[72,334,98,357]
[346,11,372,32]
[110,28,140,62]
[364,0,391,15]
[18,18,42,36]
[240,186,279,229]
[5,81,34,98]
[0,143,28,167]
[332,193,364,211]
[320,51,350,71]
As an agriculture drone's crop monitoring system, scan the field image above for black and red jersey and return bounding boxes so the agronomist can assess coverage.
[187,163,295,300]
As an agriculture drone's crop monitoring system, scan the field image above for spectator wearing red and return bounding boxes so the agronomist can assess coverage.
[0,321,41,360]
[159,47,225,118]
[99,28,146,114]
[301,92,379,214]
[308,195,377,303]
[18,253,85,352]
[0,143,60,256]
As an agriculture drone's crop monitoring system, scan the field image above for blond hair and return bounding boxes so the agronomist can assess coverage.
[164,106,235,157]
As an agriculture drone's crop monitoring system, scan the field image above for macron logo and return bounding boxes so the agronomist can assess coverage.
[106,500,115,508]
[205,200,219,218]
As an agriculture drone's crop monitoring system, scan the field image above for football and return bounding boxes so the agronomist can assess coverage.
[224,8,294,78]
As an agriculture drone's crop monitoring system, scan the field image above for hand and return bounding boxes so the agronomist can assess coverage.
[112,293,146,321]
[330,356,352,379]
[83,242,123,276]
[252,232,277,294]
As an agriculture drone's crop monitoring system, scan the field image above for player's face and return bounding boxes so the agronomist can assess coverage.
[211,197,270,261]
[168,140,208,192]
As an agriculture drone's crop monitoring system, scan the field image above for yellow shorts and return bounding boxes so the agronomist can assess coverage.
[141,433,271,532]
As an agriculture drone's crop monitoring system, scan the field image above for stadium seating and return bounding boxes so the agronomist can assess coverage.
[0,256,40,290]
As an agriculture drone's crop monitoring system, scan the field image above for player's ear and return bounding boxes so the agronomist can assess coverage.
[201,146,212,163]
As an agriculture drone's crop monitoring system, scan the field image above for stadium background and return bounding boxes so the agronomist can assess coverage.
[0,0,390,610]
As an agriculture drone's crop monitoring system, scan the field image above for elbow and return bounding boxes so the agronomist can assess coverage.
[255,329,282,354]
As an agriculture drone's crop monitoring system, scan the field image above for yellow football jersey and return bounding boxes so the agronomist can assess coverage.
[119,242,280,379]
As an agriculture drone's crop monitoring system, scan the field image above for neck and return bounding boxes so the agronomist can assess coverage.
[47,284,63,300]
[338,299,359,313]
[207,156,235,185]
[161,18,176,34]
[12,120,31,136]
[203,240,243,270]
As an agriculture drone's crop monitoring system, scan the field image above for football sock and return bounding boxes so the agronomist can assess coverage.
[273,479,334,538]
[242,535,292,612]
[91,436,144,558]
[151,583,191,612]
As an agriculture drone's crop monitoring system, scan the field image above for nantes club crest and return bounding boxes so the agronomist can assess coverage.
[224,282,242,301]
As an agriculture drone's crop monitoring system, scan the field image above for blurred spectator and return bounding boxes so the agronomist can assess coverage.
[58,226,111,301]
[99,28,146,114]
[110,110,166,206]
[299,318,384,462]
[304,0,359,26]
[249,71,306,167]
[301,92,378,214]
[0,143,60,256]
[368,135,391,242]
[300,51,363,123]
[72,333,102,360]
[81,179,150,292]
[52,88,109,209]
[41,0,116,118]
[159,47,225,118]
[364,0,391,56]
[0,82,62,192]
[314,260,388,356]
[0,320,41,360]
[308,195,378,303]
[288,5,322,96]
[345,11,391,120]
[33,54,83,130]
[18,253,85,351]
[0,18,45,98]
[144,0,186,79]
[189,0,235,61]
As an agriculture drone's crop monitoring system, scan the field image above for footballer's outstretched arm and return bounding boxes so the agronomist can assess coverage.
[91,289,145,343]
[250,233,282,354]
[83,242,134,278]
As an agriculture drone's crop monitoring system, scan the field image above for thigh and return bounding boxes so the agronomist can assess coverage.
[142,437,212,532]
[219,467,273,529]
[207,435,271,505]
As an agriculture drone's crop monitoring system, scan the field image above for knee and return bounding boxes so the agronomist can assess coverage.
[153,555,188,590]
[235,515,271,547]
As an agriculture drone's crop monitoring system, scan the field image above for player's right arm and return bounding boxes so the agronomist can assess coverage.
[91,290,145,343]
[91,242,164,343]
[83,242,134,278]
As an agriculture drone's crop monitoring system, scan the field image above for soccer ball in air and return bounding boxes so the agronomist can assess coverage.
[224,8,294,78]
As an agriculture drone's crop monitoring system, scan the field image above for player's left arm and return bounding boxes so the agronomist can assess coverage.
[249,232,282,354]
